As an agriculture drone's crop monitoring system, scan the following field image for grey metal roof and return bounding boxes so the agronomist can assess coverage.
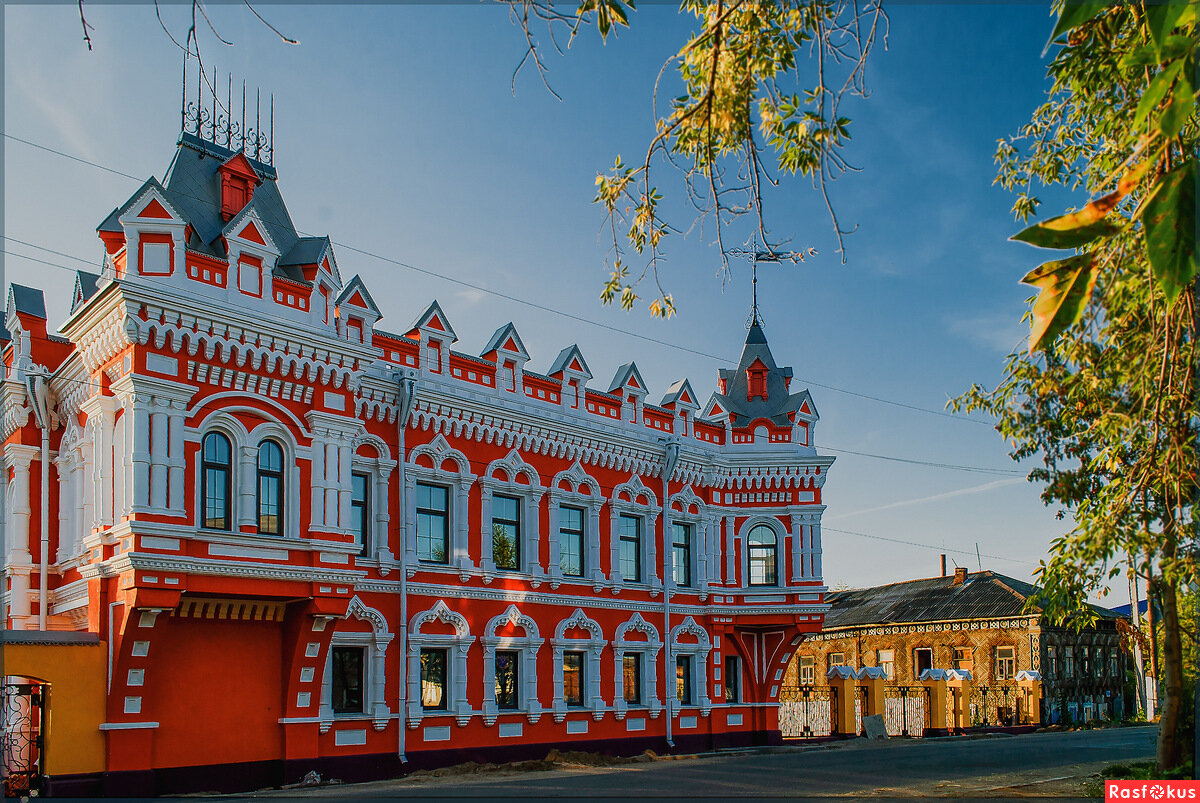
[608,362,647,395]
[161,135,299,259]
[483,323,529,359]
[335,275,380,316]
[74,270,102,308]
[823,570,1121,630]
[706,321,802,427]
[9,284,47,318]
[547,345,592,379]
[278,236,329,267]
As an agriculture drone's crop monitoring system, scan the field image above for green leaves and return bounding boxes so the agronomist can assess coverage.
[1142,158,1198,303]
[1021,254,1099,353]
[1012,214,1122,250]
[1048,0,1108,46]
[578,0,633,41]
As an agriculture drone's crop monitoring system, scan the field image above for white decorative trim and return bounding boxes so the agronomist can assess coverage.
[550,608,606,722]
[478,450,544,581]
[320,596,394,733]
[671,616,713,716]
[481,604,544,726]
[613,612,662,721]
[407,601,475,728]
[547,461,605,590]
[406,434,475,577]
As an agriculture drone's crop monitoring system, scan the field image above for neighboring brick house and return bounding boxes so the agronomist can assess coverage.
[783,568,1127,724]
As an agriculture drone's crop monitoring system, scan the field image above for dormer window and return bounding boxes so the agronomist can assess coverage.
[746,359,768,402]
[217,153,261,221]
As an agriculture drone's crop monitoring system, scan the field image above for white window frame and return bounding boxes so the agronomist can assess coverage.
[995,646,1017,680]
[406,600,475,727]
[405,434,475,577]
[877,649,895,681]
[551,608,605,722]
[670,616,712,716]
[351,433,395,564]
[609,475,659,588]
[798,655,816,685]
[613,612,662,720]
[319,596,393,732]
[547,461,605,589]
[668,487,709,593]
[739,516,787,589]
[479,450,544,579]
[481,605,544,725]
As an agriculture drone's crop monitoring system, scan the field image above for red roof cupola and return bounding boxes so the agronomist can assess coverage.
[217,152,262,221]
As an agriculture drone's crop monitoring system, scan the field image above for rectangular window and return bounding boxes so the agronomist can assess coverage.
[331,646,364,714]
[238,254,262,296]
[1065,647,1075,677]
[676,655,693,705]
[952,646,974,674]
[798,655,815,685]
[877,649,895,681]
[828,652,847,670]
[913,647,933,679]
[492,495,521,571]
[559,506,585,577]
[1046,645,1058,678]
[618,514,642,582]
[563,651,585,707]
[724,655,740,703]
[140,236,173,276]
[420,648,447,711]
[996,646,1016,680]
[1094,647,1105,677]
[351,472,369,556]
[672,522,692,587]
[416,482,449,563]
[495,650,520,709]
[623,653,642,705]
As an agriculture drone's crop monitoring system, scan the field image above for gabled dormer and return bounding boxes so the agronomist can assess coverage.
[71,271,104,315]
[216,151,263,222]
[547,344,592,410]
[335,275,381,345]
[117,179,188,281]
[482,323,530,395]
[406,300,457,375]
[660,378,700,438]
[608,362,648,424]
[790,388,819,448]
[223,203,281,303]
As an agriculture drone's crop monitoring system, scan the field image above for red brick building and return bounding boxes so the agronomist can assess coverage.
[1,103,833,795]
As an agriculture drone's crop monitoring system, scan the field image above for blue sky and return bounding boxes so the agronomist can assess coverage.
[4,3,1121,601]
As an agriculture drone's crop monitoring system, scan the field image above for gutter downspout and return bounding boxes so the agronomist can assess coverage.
[395,368,418,763]
[660,437,680,750]
[25,367,51,632]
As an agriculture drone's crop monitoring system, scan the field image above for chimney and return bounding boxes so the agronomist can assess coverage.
[941,554,947,577]
[953,567,968,585]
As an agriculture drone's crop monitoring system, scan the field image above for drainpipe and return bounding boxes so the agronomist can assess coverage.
[395,368,418,763]
[660,437,680,749]
[24,367,51,632]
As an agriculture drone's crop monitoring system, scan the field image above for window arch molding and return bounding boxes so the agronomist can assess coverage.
[613,612,662,721]
[192,411,249,532]
[405,434,475,577]
[547,461,605,589]
[670,616,713,716]
[736,515,788,588]
[246,420,301,539]
[478,450,544,580]
[351,433,397,564]
[406,600,475,728]
[550,608,606,722]
[319,595,394,732]
[481,604,544,725]
[667,486,710,596]
[608,475,659,589]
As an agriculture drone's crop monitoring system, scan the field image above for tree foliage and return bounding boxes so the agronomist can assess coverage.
[508,0,885,316]
[954,0,1197,771]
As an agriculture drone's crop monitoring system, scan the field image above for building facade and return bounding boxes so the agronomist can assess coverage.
[1,114,832,795]
[783,568,1126,725]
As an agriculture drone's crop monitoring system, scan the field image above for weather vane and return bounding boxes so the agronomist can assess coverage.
[726,235,816,329]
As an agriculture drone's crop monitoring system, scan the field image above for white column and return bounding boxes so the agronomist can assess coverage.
[323,442,339,528]
[812,519,823,580]
[237,445,257,528]
[131,397,152,510]
[724,515,736,585]
[791,514,805,583]
[310,431,326,529]
[336,440,352,530]
[149,406,169,510]
[167,407,186,514]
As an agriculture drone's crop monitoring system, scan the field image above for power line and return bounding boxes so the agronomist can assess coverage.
[823,525,1035,567]
[4,130,997,428]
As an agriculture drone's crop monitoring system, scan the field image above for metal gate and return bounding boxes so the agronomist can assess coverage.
[778,684,837,738]
[854,685,868,735]
[883,684,929,736]
[968,683,1017,727]
[2,681,48,797]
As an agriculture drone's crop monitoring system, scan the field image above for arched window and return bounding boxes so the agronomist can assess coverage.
[201,432,232,530]
[747,524,777,586]
[257,440,284,535]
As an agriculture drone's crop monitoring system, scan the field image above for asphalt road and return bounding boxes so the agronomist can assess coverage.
[243,726,1157,800]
